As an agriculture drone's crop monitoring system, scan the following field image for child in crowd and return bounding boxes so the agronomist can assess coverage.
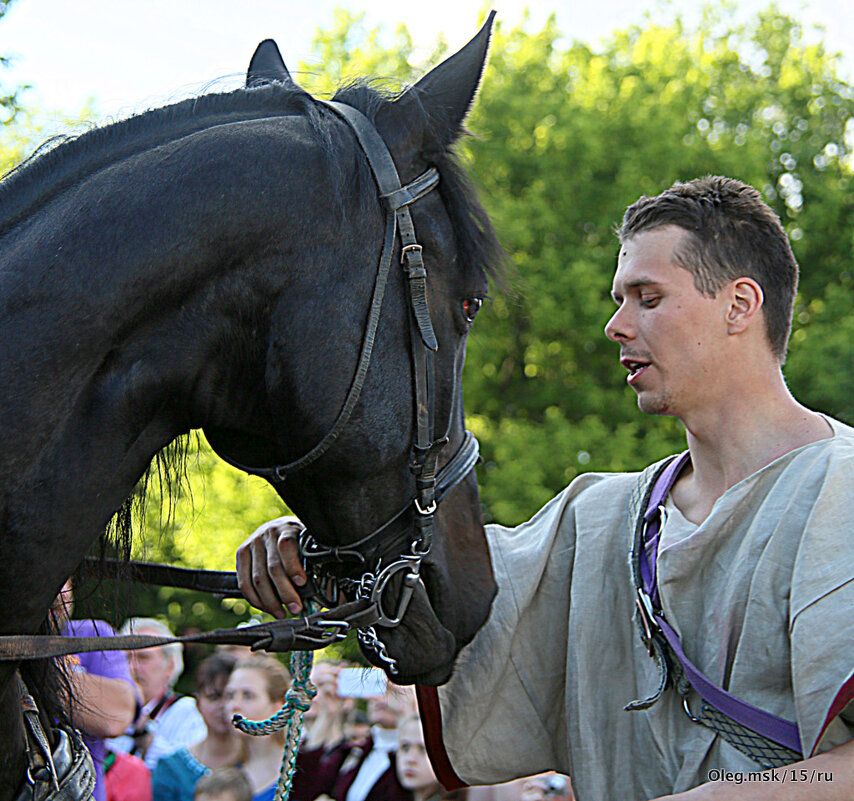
[194,768,253,801]
[397,715,467,801]
[152,652,244,801]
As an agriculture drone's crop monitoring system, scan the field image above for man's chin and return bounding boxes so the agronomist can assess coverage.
[637,390,674,416]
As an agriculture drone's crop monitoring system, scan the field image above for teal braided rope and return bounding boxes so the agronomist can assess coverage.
[231,604,318,801]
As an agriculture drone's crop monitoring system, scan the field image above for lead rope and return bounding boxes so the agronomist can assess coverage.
[231,603,319,801]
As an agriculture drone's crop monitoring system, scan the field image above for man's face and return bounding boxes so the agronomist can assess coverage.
[128,641,173,704]
[605,225,731,419]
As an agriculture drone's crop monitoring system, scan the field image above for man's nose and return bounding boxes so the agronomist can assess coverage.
[605,303,633,342]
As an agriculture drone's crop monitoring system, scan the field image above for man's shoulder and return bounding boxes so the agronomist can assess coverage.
[159,695,201,720]
[825,416,854,453]
[563,457,675,516]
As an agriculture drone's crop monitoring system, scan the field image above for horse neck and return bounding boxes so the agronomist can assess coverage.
[0,129,306,635]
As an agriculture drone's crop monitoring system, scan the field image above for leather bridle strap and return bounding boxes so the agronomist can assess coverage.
[209,103,440,484]
[0,599,377,661]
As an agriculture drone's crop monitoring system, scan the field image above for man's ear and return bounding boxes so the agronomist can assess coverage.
[726,277,764,334]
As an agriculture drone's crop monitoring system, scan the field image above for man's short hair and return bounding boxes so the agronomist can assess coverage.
[194,768,252,801]
[618,175,799,361]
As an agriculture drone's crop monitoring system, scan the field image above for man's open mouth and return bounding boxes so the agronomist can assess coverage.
[621,357,651,384]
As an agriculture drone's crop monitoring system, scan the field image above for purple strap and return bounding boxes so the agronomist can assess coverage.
[640,452,690,606]
[640,454,802,754]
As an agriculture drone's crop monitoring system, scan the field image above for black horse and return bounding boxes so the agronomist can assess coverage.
[0,16,501,793]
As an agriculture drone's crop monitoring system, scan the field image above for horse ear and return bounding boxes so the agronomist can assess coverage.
[394,11,495,152]
[247,39,299,89]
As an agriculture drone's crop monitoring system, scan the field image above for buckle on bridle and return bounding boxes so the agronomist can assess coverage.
[400,243,423,265]
[414,497,437,516]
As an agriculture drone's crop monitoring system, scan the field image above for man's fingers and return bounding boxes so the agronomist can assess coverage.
[264,532,303,615]
[236,539,279,618]
[276,527,307,588]
[236,517,307,618]
[246,537,288,619]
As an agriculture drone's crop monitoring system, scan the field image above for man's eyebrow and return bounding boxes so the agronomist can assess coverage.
[611,277,661,301]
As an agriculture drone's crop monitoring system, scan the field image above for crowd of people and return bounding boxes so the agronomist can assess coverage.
[54,582,573,801]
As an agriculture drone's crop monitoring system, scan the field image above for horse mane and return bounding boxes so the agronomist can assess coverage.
[0,83,322,237]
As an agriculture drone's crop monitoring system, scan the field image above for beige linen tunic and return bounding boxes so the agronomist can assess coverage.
[437,418,854,800]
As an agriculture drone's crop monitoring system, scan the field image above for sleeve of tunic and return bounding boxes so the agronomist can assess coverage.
[434,472,612,785]
[789,434,854,757]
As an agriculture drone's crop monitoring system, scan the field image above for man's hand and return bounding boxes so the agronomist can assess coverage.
[236,516,308,618]
[649,738,854,800]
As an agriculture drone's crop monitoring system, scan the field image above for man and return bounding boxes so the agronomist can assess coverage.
[236,177,854,799]
[107,617,207,770]
[53,578,139,801]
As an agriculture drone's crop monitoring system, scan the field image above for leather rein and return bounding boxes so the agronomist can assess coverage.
[0,101,480,675]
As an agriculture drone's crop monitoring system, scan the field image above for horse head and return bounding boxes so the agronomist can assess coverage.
[204,15,501,685]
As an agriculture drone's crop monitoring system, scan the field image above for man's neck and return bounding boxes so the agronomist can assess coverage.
[672,377,832,524]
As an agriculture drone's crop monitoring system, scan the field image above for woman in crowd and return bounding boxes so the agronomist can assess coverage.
[396,715,467,801]
[152,652,244,801]
[301,660,350,750]
[224,654,292,801]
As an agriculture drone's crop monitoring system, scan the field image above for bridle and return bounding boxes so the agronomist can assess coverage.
[209,100,481,672]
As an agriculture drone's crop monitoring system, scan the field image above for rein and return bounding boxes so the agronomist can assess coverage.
[0,101,481,674]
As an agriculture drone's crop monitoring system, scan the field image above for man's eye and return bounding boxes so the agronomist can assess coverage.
[640,296,659,308]
[462,297,483,322]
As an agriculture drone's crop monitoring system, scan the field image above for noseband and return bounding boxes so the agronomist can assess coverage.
[211,100,480,672]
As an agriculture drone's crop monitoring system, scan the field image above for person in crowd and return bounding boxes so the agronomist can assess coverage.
[223,654,292,801]
[343,707,371,746]
[301,660,351,750]
[152,652,244,801]
[331,685,416,801]
[290,660,354,801]
[53,577,141,801]
[396,714,465,801]
[194,767,253,801]
[103,748,153,801]
[235,176,854,799]
[108,617,207,770]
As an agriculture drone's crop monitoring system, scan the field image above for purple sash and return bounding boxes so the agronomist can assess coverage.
[637,453,802,755]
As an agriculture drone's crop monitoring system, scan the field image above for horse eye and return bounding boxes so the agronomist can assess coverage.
[462,297,483,322]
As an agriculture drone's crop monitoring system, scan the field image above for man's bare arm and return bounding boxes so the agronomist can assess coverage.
[68,670,137,738]
[652,739,854,801]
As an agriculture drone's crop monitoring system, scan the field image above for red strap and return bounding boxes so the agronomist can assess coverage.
[416,685,467,791]
[811,671,854,756]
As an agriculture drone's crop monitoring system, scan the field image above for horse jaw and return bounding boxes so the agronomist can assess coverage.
[361,478,497,686]
[364,580,460,686]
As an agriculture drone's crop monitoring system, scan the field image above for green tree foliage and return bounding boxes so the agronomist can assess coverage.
[0,0,23,124]
[93,1,854,612]
[461,4,854,523]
